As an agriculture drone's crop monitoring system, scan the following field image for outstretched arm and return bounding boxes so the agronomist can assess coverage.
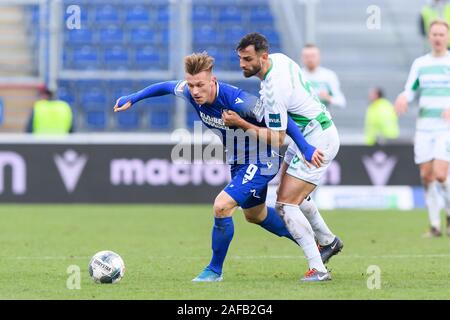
[113,80,179,112]
[222,110,324,167]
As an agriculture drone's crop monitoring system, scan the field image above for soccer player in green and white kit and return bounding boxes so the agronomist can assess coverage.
[301,44,346,110]
[395,20,450,237]
[230,33,343,282]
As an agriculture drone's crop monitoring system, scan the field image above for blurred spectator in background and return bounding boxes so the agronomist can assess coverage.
[364,87,399,146]
[301,44,346,110]
[26,88,74,134]
[420,0,450,48]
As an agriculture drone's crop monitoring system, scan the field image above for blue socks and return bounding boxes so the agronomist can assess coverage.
[207,217,234,275]
[260,207,296,243]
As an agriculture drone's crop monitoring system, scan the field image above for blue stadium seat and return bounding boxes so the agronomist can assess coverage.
[218,6,242,23]
[224,25,246,43]
[134,46,161,69]
[126,5,150,24]
[66,28,93,44]
[160,28,170,45]
[148,108,171,130]
[193,25,219,45]
[192,5,214,23]
[249,7,274,23]
[95,5,120,24]
[99,26,124,44]
[254,27,280,46]
[147,95,172,107]
[157,6,170,23]
[116,109,141,130]
[186,109,199,129]
[84,109,107,130]
[72,46,99,69]
[79,83,108,129]
[57,86,76,105]
[130,26,156,44]
[81,88,107,108]
[104,46,129,69]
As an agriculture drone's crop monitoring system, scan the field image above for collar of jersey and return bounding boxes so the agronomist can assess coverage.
[263,58,273,80]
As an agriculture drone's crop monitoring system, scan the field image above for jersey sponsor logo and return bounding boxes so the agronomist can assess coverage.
[199,111,227,130]
[234,97,244,104]
[268,113,281,128]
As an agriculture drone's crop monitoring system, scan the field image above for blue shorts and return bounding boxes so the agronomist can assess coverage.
[224,162,279,209]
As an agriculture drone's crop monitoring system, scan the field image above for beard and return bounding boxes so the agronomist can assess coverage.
[242,65,261,78]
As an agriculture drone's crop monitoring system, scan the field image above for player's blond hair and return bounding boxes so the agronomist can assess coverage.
[429,19,449,32]
[184,52,215,75]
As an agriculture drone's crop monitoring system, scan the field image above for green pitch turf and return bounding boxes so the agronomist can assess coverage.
[0,204,449,299]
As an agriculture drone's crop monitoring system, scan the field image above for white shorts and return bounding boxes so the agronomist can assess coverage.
[284,121,340,186]
[414,130,450,164]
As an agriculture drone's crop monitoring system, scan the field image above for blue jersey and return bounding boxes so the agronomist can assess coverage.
[173,80,273,165]
[118,80,316,168]
[117,80,317,208]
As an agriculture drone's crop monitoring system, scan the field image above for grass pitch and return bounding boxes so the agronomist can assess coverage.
[0,204,449,300]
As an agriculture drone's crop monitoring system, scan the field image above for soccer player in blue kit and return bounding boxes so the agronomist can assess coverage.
[114,52,324,282]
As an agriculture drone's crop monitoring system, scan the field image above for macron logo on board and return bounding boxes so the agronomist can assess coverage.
[54,150,87,193]
[362,151,397,186]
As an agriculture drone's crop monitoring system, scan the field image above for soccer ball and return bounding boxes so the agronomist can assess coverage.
[88,250,125,284]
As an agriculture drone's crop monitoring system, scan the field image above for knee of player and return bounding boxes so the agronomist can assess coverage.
[421,173,435,185]
[435,174,448,184]
[244,213,260,224]
[213,198,233,217]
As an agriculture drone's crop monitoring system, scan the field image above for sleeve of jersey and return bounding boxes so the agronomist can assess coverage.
[403,59,420,103]
[329,72,346,108]
[286,117,316,161]
[231,90,262,121]
[263,84,288,131]
[117,81,179,107]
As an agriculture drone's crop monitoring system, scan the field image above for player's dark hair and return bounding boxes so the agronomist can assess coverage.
[376,87,384,98]
[236,32,269,53]
[303,43,317,49]
[40,87,54,99]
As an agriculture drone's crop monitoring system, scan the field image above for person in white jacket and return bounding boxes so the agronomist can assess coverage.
[301,44,346,110]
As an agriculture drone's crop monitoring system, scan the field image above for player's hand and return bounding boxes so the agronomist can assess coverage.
[318,91,332,104]
[394,93,408,116]
[222,110,243,127]
[113,98,132,112]
[304,148,324,169]
[443,109,450,122]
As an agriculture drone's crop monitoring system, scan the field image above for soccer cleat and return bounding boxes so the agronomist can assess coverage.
[422,226,442,238]
[318,236,344,264]
[300,268,331,282]
[191,267,223,282]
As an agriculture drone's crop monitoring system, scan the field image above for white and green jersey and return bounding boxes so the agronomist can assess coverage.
[260,53,332,133]
[303,66,346,109]
[404,52,450,131]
